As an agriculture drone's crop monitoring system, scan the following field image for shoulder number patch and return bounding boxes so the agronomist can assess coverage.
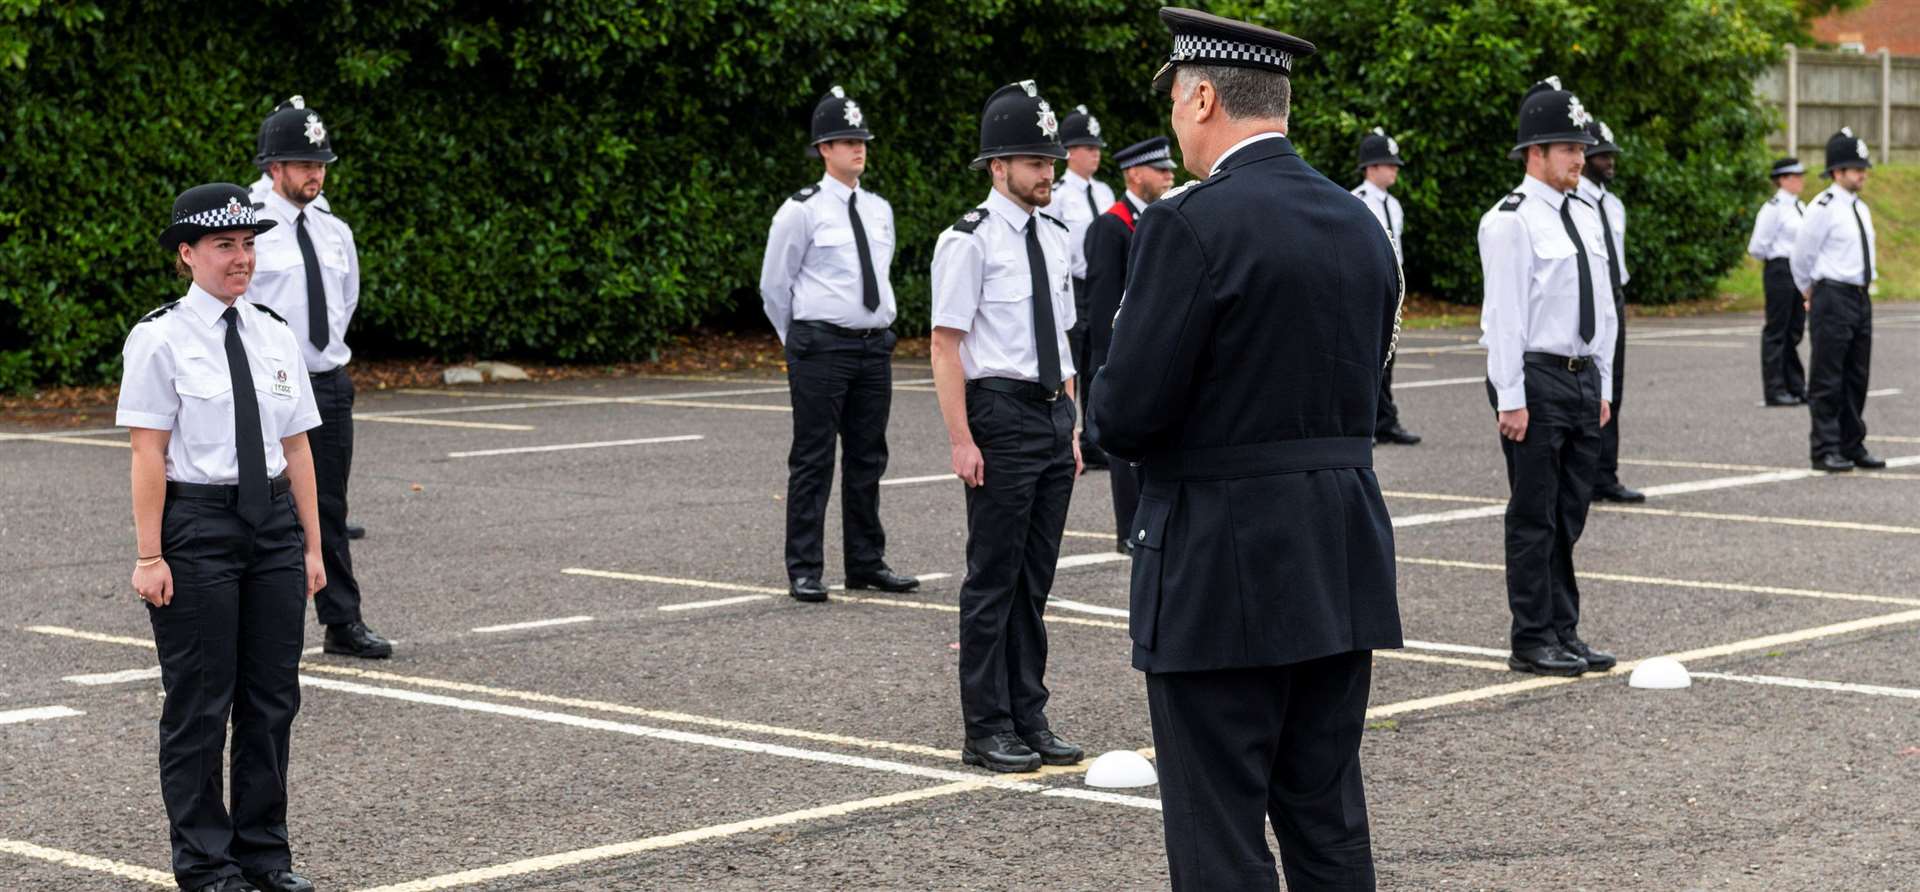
[1499,192,1525,212]
[791,184,821,203]
[951,208,990,233]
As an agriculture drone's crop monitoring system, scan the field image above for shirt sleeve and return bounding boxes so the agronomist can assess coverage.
[1593,273,1617,404]
[1789,203,1829,294]
[115,324,179,430]
[283,341,322,437]
[1747,202,1778,261]
[758,201,808,343]
[341,219,362,321]
[1477,211,1533,412]
[1611,196,1629,286]
[929,230,984,332]
[1088,204,1216,459]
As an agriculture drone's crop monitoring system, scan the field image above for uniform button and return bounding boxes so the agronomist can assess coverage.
[1138,530,1147,541]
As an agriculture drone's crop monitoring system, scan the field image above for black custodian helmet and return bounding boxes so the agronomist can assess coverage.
[1824,127,1871,176]
[254,95,338,167]
[1509,76,1597,160]
[1356,127,1403,171]
[971,80,1069,170]
[1058,105,1106,149]
[809,85,872,157]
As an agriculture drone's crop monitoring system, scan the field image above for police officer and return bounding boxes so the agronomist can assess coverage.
[1749,158,1809,406]
[1084,136,1175,554]
[758,85,919,601]
[1091,10,1403,888]
[930,79,1084,774]
[1793,128,1885,473]
[1478,77,1619,677]
[1578,119,1644,502]
[248,98,393,658]
[1046,104,1115,468]
[121,183,324,892]
[249,97,330,215]
[1352,127,1421,446]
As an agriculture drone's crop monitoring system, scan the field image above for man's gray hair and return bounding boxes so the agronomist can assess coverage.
[1175,64,1291,122]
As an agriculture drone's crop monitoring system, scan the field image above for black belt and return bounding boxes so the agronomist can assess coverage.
[968,377,1065,402]
[1814,279,1868,294]
[1148,436,1372,481]
[1524,351,1592,372]
[794,320,889,339]
[309,365,347,380]
[1763,257,1791,267]
[167,475,291,504]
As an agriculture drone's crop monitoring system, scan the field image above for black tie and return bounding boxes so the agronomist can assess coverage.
[296,212,329,351]
[1559,197,1597,344]
[847,191,881,312]
[221,307,271,528]
[1852,200,1872,286]
[1595,194,1624,306]
[1380,197,1394,240]
[1084,183,1099,220]
[1025,218,1062,393]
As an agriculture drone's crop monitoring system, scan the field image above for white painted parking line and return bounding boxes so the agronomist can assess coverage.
[565,568,786,594]
[0,705,84,725]
[20,436,128,449]
[1047,597,1131,618]
[1403,638,1509,658]
[63,667,163,686]
[0,838,172,887]
[1399,556,1920,607]
[1865,387,1903,398]
[1871,435,1920,444]
[1693,671,1920,700]
[447,434,704,459]
[1042,787,1163,810]
[629,399,790,413]
[471,616,595,634]
[659,594,772,612]
[1058,552,1129,569]
[881,473,953,486]
[355,415,535,431]
[24,625,154,649]
[0,427,124,442]
[1598,504,1920,536]
[1626,339,1745,349]
[1391,375,1485,389]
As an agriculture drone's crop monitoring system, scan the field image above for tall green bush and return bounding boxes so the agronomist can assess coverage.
[0,0,1796,390]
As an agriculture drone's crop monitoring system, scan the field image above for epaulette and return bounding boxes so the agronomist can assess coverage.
[1816,193,1834,207]
[1159,182,1198,203]
[1499,193,1525,212]
[137,300,181,324]
[1039,212,1068,231]
[1766,196,1780,206]
[250,201,266,211]
[252,303,289,324]
[1160,171,1229,206]
[791,184,821,203]
[951,207,990,233]
[314,203,334,215]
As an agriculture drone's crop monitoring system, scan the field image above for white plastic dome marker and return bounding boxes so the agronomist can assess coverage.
[1085,750,1158,789]
[1629,656,1692,690]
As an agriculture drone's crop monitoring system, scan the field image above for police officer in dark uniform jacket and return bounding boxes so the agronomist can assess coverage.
[1091,10,1403,889]
[1049,104,1115,468]
[1085,136,1175,554]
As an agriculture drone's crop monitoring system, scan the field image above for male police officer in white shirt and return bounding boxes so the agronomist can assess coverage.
[248,98,393,659]
[1479,77,1619,678]
[1576,119,1644,503]
[1749,157,1808,406]
[250,97,330,215]
[1353,127,1421,447]
[931,80,1084,775]
[1792,128,1885,473]
[758,86,919,602]
[1044,105,1115,469]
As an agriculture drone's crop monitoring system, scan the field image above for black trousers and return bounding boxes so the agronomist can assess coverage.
[308,366,360,625]
[957,385,1074,739]
[1148,652,1377,892]
[783,321,895,580]
[1760,258,1808,398]
[1373,355,1400,435]
[150,488,306,890]
[1489,363,1602,650]
[1807,280,1873,460]
[1594,304,1627,487]
[1068,277,1101,459]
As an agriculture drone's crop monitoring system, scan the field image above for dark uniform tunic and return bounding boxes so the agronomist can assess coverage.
[1091,134,1403,891]
[1083,192,1145,550]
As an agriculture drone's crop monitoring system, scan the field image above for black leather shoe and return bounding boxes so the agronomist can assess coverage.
[1375,424,1422,446]
[1593,482,1646,503]
[788,577,829,602]
[1763,392,1804,407]
[1849,451,1887,470]
[962,732,1041,773]
[323,621,393,658]
[1560,639,1617,672]
[1508,645,1588,677]
[346,523,366,540]
[1813,454,1855,473]
[192,878,259,892]
[845,567,920,593]
[243,870,314,892]
[1019,729,1084,766]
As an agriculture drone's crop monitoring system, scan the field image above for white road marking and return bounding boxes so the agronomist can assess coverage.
[1870,435,1920,444]
[471,616,594,634]
[1391,375,1485,389]
[1597,504,1920,535]
[1383,490,1504,505]
[447,434,704,459]
[1042,787,1163,810]
[0,705,84,725]
[1693,671,1920,700]
[1047,597,1131,618]
[24,626,155,649]
[1398,556,1920,607]
[880,473,954,486]
[659,594,772,612]
[1866,388,1903,397]
[0,838,172,886]
[354,415,535,431]
[628,399,791,413]
[1402,639,1509,658]
[1625,339,1745,349]
[19,436,129,449]
[0,427,123,442]
[564,568,787,594]
[62,667,163,686]
[1057,552,1129,569]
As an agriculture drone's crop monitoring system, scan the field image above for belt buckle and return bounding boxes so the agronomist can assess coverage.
[1044,386,1061,402]
[1566,356,1582,372]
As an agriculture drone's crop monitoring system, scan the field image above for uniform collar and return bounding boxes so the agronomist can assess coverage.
[1577,174,1608,201]
[817,174,858,202]
[1211,132,1288,176]
[183,283,239,329]
[1775,188,1801,205]
[1823,183,1856,205]
[1519,175,1570,209]
[1125,191,1147,211]
[985,186,1035,232]
[1354,180,1389,201]
[260,185,310,221]
[1060,169,1093,191]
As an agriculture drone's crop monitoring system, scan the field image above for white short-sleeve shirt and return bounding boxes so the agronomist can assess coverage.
[117,284,323,484]
[930,188,1078,384]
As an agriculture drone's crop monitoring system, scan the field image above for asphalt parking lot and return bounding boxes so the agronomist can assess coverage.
[4,308,1919,891]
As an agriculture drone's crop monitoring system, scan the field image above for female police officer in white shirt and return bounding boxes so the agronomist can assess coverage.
[120,182,325,892]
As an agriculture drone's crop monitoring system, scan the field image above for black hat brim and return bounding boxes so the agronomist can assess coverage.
[1585,142,1620,157]
[1060,136,1107,148]
[1355,157,1404,172]
[1508,132,1598,160]
[1823,159,1872,176]
[158,219,278,252]
[971,144,1070,170]
[256,149,339,165]
[807,129,874,158]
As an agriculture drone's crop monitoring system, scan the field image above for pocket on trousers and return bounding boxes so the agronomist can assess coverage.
[1127,495,1171,651]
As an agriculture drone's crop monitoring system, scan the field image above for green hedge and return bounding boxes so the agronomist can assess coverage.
[0,0,1797,390]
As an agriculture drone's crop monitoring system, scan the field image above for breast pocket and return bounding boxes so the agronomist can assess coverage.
[175,374,235,446]
[813,227,856,251]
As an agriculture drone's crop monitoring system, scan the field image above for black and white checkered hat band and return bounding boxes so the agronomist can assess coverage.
[174,202,257,229]
[1120,146,1172,167]
[1170,34,1294,73]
